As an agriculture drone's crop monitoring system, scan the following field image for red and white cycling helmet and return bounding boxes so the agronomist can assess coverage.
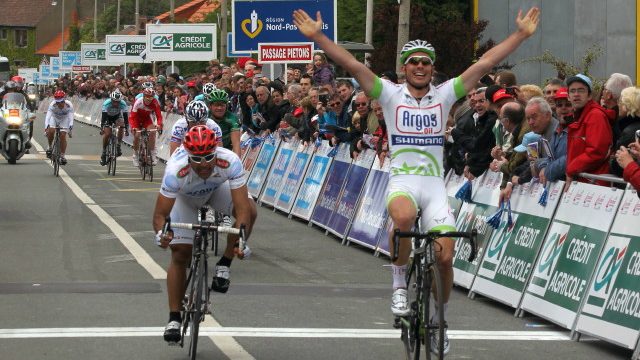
[183,125,217,155]
[54,90,66,102]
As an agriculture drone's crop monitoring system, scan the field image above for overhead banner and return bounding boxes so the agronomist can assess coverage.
[260,139,298,206]
[575,188,640,350]
[347,156,391,250]
[291,140,333,221]
[146,23,217,61]
[232,0,336,53]
[246,138,280,198]
[310,143,352,229]
[326,149,375,238]
[59,51,81,70]
[275,142,314,214]
[258,42,314,64]
[105,35,148,63]
[471,181,564,308]
[521,182,623,329]
[81,43,118,66]
[452,170,501,288]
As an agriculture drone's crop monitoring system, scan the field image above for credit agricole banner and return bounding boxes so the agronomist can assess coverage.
[146,24,217,61]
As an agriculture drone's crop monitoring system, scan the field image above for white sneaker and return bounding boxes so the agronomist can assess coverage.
[132,154,139,167]
[211,265,230,293]
[391,288,410,316]
[430,325,450,356]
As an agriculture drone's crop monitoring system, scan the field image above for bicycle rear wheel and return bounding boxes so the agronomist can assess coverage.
[424,264,444,360]
[146,146,153,182]
[188,257,205,360]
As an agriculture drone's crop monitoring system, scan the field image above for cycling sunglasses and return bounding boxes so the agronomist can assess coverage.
[188,153,216,163]
[404,56,433,66]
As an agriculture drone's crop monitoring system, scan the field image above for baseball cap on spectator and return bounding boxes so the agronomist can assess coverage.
[514,131,541,152]
[491,88,515,103]
[484,85,502,104]
[233,72,244,77]
[554,87,569,100]
[246,70,255,78]
[157,75,166,85]
[566,73,593,93]
[186,81,197,88]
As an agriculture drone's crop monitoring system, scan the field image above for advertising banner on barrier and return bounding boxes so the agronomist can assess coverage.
[347,156,391,250]
[376,218,394,256]
[146,23,217,61]
[471,181,564,308]
[260,139,298,206]
[291,140,333,221]
[452,170,501,288]
[445,170,466,217]
[232,0,336,53]
[326,149,375,238]
[575,189,640,349]
[243,142,263,173]
[310,143,352,229]
[521,182,623,329]
[275,142,314,213]
[246,138,280,198]
[106,35,148,63]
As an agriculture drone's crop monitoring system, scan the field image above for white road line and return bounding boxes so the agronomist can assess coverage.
[30,139,255,360]
[0,327,572,341]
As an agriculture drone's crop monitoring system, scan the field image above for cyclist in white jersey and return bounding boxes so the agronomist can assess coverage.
[45,90,74,165]
[153,125,257,344]
[168,100,223,156]
[294,7,540,356]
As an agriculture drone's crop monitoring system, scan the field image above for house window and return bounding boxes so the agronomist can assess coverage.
[0,29,7,40]
[14,29,27,48]
[14,60,26,67]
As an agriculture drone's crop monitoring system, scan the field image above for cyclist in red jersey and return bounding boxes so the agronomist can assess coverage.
[130,87,163,165]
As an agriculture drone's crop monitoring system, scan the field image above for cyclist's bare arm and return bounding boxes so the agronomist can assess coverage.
[459,7,539,93]
[293,9,375,95]
[153,194,176,248]
[230,185,254,236]
[230,130,241,158]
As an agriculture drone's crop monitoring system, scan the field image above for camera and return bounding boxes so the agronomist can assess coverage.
[319,94,329,106]
[504,86,518,96]
[635,129,640,142]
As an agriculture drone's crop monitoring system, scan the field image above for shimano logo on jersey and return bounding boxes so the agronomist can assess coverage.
[391,135,444,146]
[395,105,443,134]
[185,187,214,197]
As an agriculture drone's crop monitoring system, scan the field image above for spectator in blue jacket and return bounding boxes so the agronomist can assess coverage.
[534,88,570,184]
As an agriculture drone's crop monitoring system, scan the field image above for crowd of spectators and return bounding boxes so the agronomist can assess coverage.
[39,54,640,193]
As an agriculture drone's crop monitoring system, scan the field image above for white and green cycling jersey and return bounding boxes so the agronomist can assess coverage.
[370,76,466,178]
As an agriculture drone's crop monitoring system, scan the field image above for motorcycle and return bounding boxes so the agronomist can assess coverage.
[0,93,34,164]
[25,85,38,112]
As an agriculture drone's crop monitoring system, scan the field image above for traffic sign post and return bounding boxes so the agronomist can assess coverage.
[146,23,218,61]
[232,0,336,53]
[258,42,314,64]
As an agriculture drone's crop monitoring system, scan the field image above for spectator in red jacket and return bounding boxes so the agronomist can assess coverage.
[615,130,640,192]
[565,74,614,187]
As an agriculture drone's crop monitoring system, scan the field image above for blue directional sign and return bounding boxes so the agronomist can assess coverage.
[232,0,336,53]
[60,51,82,69]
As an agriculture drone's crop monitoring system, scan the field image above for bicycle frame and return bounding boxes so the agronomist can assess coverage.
[105,123,122,176]
[134,128,156,181]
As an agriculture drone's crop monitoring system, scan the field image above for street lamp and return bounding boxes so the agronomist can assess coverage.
[51,0,64,51]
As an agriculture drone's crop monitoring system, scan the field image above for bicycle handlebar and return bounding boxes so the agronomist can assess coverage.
[170,222,241,235]
[392,229,478,263]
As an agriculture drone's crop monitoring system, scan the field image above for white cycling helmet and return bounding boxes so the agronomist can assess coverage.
[202,82,216,96]
[110,90,123,101]
[185,100,209,123]
[400,40,436,64]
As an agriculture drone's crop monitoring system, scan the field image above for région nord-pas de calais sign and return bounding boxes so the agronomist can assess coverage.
[146,23,217,61]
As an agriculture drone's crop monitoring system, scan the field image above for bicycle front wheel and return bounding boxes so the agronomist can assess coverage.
[424,264,444,360]
[188,258,206,360]
[109,136,117,176]
[400,261,422,360]
[52,134,60,177]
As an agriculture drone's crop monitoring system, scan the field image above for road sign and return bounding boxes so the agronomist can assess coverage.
[50,57,61,72]
[60,51,81,70]
[105,35,148,63]
[258,43,314,64]
[232,0,336,53]
[146,23,217,61]
[72,65,91,72]
[227,32,252,58]
[18,68,38,83]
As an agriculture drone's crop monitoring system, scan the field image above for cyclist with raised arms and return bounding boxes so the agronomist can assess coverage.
[100,90,129,165]
[168,99,223,156]
[45,90,74,165]
[194,82,217,104]
[294,7,540,356]
[207,89,242,158]
[152,125,257,344]
[130,87,163,166]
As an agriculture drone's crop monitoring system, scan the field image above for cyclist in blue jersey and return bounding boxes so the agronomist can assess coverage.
[100,90,129,165]
[294,7,540,356]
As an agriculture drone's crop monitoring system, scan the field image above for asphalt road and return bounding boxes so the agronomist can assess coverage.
[0,112,633,359]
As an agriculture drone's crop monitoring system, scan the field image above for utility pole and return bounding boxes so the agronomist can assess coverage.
[134,0,140,35]
[364,0,373,68]
[116,0,121,31]
[170,0,175,22]
[396,0,410,74]
[220,0,227,63]
[93,0,97,41]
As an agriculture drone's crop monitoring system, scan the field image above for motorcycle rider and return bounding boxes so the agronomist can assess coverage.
[45,90,74,165]
[2,81,34,149]
[100,90,130,165]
